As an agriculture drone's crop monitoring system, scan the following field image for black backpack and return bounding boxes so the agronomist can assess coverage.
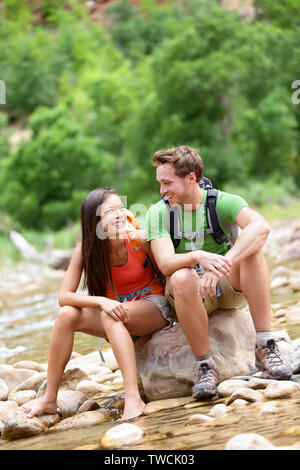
[161,177,238,250]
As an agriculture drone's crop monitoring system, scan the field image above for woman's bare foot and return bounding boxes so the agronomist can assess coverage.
[21,396,57,418]
[120,397,145,421]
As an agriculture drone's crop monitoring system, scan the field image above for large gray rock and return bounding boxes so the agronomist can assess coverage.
[135,309,256,401]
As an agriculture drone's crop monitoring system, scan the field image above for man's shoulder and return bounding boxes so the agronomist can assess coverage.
[147,198,168,215]
[216,189,248,206]
[215,189,248,223]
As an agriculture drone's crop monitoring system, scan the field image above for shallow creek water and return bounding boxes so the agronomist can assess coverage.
[0,260,300,450]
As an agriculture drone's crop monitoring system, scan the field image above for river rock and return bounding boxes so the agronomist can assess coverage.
[285,308,300,324]
[286,351,300,374]
[143,396,194,415]
[90,367,115,384]
[48,409,110,432]
[226,387,263,405]
[208,403,228,418]
[264,381,300,399]
[0,401,43,440]
[230,399,248,408]
[135,309,256,401]
[218,379,250,397]
[0,377,8,400]
[101,348,119,371]
[57,390,88,417]
[225,433,274,450]
[247,378,275,390]
[100,423,144,449]
[186,413,214,424]
[293,337,300,351]
[25,390,87,418]
[11,371,47,394]
[66,349,118,374]
[0,365,38,393]
[8,390,36,405]
[76,380,111,395]
[12,361,47,373]
[37,368,88,397]
[279,239,300,262]
[258,402,279,417]
[77,399,100,413]
[58,367,89,390]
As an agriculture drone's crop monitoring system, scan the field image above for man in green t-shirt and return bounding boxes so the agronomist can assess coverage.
[147,145,292,399]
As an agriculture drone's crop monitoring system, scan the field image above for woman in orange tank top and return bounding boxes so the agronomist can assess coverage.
[22,188,174,421]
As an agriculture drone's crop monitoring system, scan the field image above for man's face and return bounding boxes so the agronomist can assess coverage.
[156,163,190,206]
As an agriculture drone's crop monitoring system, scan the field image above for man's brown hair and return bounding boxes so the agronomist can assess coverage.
[152,145,204,182]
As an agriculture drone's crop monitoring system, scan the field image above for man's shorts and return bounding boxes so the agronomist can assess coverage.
[165,271,246,322]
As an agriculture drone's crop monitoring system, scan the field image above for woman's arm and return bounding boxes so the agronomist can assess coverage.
[58,243,129,321]
[58,243,101,309]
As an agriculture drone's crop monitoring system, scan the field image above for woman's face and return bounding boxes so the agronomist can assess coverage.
[99,194,127,237]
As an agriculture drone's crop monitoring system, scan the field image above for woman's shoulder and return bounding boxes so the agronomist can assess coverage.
[74,241,82,252]
[70,242,82,261]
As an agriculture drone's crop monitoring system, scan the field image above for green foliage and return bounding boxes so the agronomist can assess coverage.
[0,106,116,229]
[255,0,300,29]
[223,175,300,208]
[0,0,300,231]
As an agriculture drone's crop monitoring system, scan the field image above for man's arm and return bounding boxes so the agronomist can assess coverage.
[198,206,271,298]
[225,206,271,265]
[150,237,231,277]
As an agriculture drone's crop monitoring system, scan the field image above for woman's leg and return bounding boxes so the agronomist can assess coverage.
[23,300,167,420]
[22,305,106,417]
[100,299,168,420]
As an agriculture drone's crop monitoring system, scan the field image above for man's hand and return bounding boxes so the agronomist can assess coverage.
[98,298,129,322]
[198,271,220,299]
[195,251,232,278]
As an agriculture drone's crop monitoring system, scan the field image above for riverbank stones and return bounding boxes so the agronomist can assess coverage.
[100,423,144,449]
[264,381,300,399]
[135,309,256,401]
[226,388,263,405]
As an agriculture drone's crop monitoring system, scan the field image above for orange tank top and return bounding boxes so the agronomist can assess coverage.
[106,232,164,301]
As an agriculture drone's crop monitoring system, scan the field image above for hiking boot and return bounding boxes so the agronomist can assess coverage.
[192,362,220,399]
[255,339,293,380]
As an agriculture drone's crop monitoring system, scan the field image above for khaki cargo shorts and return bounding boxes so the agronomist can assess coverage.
[165,270,246,321]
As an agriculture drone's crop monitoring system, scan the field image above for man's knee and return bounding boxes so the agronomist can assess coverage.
[169,268,198,297]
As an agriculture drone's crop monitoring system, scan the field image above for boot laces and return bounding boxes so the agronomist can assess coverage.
[196,363,216,384]
[264,338,285,366]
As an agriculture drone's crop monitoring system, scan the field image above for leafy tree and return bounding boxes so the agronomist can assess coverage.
[255,0,300,29]
[0,106,116,229]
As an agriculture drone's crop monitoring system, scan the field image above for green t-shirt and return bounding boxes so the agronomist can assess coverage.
[147,190,248,255]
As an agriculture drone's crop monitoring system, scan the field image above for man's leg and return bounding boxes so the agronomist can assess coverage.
[167,268,210,357]
[167,268,220,398]
[228,249,271,330]
[228,250,292,379]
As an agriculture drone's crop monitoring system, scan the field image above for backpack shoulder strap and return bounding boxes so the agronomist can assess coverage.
[161,196,181,248]
[205,189,231,247]
[127,231,149,267]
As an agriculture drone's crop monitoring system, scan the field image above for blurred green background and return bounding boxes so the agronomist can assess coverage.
[1,0,300,261]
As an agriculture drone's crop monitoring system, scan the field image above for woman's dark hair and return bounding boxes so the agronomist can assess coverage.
[80,188,117,297]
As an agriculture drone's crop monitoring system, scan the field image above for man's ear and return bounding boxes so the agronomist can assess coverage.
[188,172,197,184]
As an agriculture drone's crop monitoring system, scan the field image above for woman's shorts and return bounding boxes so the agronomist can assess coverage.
[142,293,175,329]
[165,273,246,321]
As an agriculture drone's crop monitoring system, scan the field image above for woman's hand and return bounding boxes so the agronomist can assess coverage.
[198,271,220,299]
[98,297,129,322]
